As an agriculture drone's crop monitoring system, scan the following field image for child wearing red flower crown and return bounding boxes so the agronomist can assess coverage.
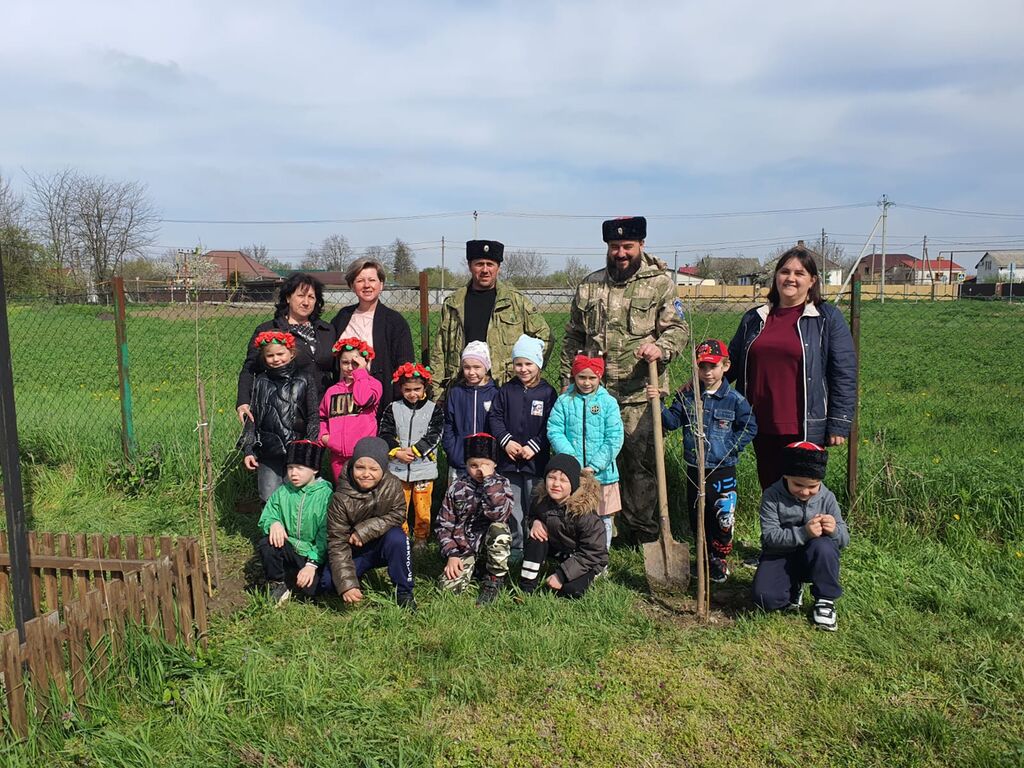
[239,331,321,502]
[378,363,444,550]
[318,338,383,480]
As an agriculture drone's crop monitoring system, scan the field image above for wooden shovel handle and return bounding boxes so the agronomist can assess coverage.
[648,359,672,542]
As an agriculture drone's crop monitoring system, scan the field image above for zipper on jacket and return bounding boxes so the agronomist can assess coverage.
[295,491,305,543]
[406,405,416,482]
[581,392,588,468]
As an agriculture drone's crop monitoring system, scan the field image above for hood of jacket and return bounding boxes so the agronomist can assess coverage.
[532,472,601,517]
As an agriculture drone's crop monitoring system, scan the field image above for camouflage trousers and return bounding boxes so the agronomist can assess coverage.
[615,402,660,544]
[438,522,512,593]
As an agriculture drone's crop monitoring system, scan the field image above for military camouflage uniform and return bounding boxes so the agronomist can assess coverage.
[436,472,513,592]
[560,252,689,543]
[431,281,552,392]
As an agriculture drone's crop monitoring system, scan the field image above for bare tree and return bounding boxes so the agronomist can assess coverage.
[73,176,158,284]
[26,168,81,283]
[501,249,549,286]
[362,244,393,274]
[240,243,292,274]
[0,170,25,232]
[563,255,590,287]
[302,234,352,271]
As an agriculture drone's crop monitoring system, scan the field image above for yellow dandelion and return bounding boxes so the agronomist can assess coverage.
[953,514,960,521]
[1016,551,1022,558]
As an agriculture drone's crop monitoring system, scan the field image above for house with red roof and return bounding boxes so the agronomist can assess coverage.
[855,253,965,284]
[202,250,281,286]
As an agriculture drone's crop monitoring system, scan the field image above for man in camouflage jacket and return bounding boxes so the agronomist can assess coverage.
[431,240,552,393]
[560,217,689,544]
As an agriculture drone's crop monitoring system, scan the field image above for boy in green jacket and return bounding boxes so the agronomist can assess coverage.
[258,439,334,604]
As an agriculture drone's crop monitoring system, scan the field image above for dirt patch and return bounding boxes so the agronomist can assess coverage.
[205,545,255,617]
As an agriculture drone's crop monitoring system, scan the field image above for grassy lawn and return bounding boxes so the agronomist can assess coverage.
[3,299,1023,767]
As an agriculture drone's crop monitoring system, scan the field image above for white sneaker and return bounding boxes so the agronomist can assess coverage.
[785,583,805,612]
[812,599,837,631]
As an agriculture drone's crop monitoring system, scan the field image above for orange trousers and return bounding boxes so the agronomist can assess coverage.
[402,480,434,541]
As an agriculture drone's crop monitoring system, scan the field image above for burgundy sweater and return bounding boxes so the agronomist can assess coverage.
[746,304,804,435]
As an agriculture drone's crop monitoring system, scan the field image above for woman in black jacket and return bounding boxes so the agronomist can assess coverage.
[330,259,415,416]
[236,272,336,424]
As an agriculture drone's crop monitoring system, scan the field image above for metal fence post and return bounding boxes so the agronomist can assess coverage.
[419,270,430,366]
[112,277,137,460]
[847,275,861,510]
[0,247,36,640]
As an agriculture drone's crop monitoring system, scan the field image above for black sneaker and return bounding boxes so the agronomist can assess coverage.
[517,578,538,595]
[476,576,503,606]
[709,558,730,584]
[812,599,838,631]
[785,584,806,613]
[397,591,417,611]
[268,581,291,606]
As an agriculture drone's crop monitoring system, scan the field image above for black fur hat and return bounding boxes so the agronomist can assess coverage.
[602,216,646,243]
[466,240,504,263]
[782,441,828,480]
[286,440,323,471]
[464,432,498,463]
[545,454,581,494]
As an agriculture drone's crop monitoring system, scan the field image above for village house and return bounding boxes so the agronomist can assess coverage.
[975,251,1023,283]
[855,253,965,284]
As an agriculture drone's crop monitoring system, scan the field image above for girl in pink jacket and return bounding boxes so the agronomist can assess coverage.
[319,338,382,480]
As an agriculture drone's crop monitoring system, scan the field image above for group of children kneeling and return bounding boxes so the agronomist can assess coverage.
[244,328,848,628]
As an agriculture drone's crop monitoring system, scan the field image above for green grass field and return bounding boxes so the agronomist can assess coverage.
[3,299,1024,767]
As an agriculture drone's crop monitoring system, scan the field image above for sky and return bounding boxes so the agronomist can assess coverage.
[2,0,1023,274]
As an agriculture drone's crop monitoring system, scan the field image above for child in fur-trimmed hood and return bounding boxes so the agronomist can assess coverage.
[518,454,608,599]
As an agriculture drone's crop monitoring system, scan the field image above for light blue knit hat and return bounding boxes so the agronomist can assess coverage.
[511,334,544,368]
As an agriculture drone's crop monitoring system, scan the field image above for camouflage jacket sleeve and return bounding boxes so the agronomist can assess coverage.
[480,474,514,523]
[436,485,469,558]
[653,281,689,362]
[560,285,588,385]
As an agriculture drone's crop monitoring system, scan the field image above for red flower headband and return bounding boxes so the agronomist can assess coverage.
[253,331,295,350]
[332,337,376,360]
[571,353,605,379]
[391,362,433,383]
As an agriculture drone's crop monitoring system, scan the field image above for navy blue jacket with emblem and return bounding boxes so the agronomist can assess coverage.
[660,379,757,468]
[442,380,499,472]
[486,379,558,476]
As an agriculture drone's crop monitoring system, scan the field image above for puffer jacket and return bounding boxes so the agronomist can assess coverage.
[547,384,623,486]
[326,470,407,595]
[442,380,499,472]
[239,364,320,460]
[318,368,382,462]
[487,379,559,476]
[431,281,552,391]
[436,473,513,559]
[759,478,850,554]
[526,474,607,582]
[379,397,444,483]
[258,477,333,565]
[237,315,337,407]
[728,301,857,444]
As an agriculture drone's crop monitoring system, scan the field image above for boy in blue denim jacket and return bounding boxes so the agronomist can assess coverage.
[647,339,757,582]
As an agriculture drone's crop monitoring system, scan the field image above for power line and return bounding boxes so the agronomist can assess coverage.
[897,203,1024,220]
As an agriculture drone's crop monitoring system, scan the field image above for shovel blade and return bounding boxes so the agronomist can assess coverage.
[643,537,691,593]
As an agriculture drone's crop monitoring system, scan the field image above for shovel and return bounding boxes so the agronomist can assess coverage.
[643,358,691,593]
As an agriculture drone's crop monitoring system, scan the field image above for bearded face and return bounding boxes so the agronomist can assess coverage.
[606,240,644,280]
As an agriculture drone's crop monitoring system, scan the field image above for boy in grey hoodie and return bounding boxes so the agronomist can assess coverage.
[752,442,849,631]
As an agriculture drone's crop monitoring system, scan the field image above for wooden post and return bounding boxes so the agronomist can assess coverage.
[1,628,28,738]
[112,276,137,459]
[0,249,35,641]
[419,270,430,366]
[847,275,861,510]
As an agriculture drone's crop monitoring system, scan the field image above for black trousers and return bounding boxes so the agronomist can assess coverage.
[686,465,737,562]
[519,537,597,599]
[257,537,324,596]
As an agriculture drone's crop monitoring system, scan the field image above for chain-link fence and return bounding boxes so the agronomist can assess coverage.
[6,271,1022,541]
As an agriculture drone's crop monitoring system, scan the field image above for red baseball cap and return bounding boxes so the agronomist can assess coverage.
[695,339,729,364]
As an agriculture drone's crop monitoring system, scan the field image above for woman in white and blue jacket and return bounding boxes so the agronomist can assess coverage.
[728,245,857,489]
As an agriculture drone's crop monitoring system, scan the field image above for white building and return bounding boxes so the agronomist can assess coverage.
[975,251,1024,283]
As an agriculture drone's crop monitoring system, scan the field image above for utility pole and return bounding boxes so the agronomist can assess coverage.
[879,194,891,304]
[440,236,445,295]
[674,250,678,276]
[819,227,826,277]
[922,235,932,284]
[472,210,478,239]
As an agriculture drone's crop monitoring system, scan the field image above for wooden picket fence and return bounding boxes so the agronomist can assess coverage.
[0,532,208,739]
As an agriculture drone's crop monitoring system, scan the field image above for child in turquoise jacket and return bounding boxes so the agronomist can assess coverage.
[547,354,624,548]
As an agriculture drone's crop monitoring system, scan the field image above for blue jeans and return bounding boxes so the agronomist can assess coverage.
[257,456,287,503]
